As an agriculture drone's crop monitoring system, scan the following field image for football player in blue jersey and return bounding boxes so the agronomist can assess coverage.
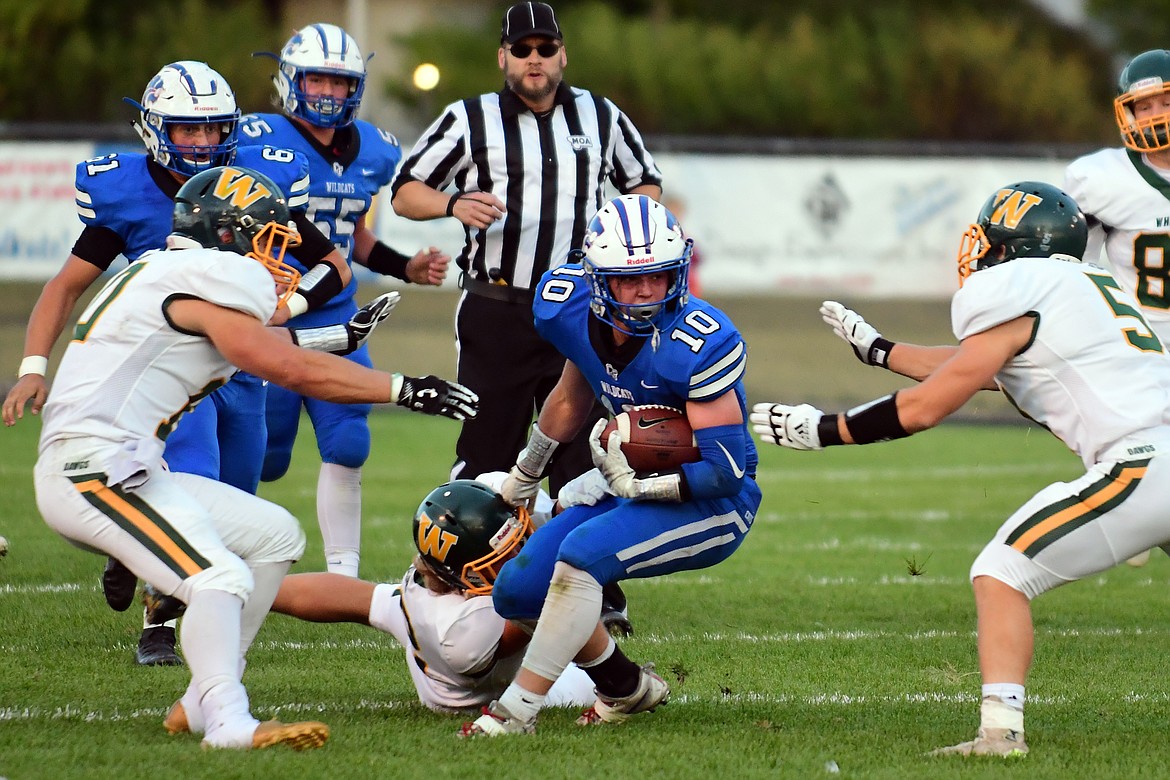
[460,194,762,736]
[3,61,362,667]
[241,23,450,579]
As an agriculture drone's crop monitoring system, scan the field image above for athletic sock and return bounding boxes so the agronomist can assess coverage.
[318,463,361,576]
[576,635,640,698]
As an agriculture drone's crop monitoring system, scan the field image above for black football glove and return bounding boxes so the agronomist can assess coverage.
[395,374,479,420]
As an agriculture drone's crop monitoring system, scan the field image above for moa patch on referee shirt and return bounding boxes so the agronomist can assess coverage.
[568,135,593,151]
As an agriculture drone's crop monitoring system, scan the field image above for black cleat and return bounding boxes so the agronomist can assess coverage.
[136,626,184,666]
[102,557,137,612]
[601,582,634,638]
[142,584,187,625]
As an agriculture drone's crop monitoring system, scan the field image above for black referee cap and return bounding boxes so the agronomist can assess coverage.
[501,2,562,44]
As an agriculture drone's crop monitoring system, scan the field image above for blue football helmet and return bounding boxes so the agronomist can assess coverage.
[580,195,693,337]
[265,23,367,128]
[127,61,239,177]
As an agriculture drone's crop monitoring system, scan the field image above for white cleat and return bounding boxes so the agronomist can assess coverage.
[458,701,535,738]
[1126,549,1152,567]
[576,663,669,725]
[930,727,1028,758]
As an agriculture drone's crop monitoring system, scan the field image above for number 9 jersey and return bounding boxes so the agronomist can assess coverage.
[74,146,309,267]
[236,112,401,311]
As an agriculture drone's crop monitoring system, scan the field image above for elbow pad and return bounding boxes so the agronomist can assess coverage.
[680,424,747,500]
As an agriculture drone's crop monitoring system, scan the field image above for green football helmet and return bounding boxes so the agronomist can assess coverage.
[172,166,303,305]
[956,181,1087,286]
[1114,49,1170,153]
[412,480,533,596]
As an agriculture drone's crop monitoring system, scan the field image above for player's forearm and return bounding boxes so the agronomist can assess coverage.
[259,350,396,404]
[886,343,960,382]
[535,365,596,443]
[22,279,82,358]
[391,180,449,220]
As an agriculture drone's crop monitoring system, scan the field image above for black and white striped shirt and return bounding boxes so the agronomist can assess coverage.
[392,82,662,291]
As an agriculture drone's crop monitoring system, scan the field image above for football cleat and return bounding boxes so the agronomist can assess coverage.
[930,727,1029,758]
[250,720,330,750]
[102,557,137,612]
[458,702,536,738]
[164,700,190,735]
[576,663,669,725]
[136,625,183,666]
[143,584,187,625]
[601,581,634,638]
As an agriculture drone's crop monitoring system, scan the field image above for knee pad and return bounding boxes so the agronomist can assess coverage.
[180,555,255,603]
[260,449,292,483]
[970,542,1062,600]
[315,414,371,468]
[492,560,548,621]
[253,506,306,564]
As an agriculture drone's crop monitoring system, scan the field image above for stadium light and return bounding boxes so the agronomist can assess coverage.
[412,63,440,92]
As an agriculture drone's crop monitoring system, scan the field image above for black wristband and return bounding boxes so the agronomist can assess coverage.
[817,414,844,446]
[445,193,461,217]
[843,392,909,445]
[366,241,412,282]
[296,262,346,311]
[868,337,896,368]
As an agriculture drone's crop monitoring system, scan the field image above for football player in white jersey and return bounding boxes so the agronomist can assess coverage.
[1064,48,1170,568]
[751,182,1170,758]
[32,165,477,751]
[162,473,608,732]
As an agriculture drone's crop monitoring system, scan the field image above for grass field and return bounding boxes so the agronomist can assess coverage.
[4,409,1170,779]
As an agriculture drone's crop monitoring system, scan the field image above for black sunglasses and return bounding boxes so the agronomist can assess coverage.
[507,41,561,58]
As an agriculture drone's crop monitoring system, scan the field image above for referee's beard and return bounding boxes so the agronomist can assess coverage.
[506,72,561,106]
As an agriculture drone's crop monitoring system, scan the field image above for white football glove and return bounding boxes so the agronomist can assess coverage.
[499,466,542,508]
[750,402,825,451]
[555,467,613,509]
[588,418,682,501]
[820,300,889,367]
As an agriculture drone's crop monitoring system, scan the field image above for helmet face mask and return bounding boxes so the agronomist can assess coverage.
[273,23,367,128]
[412,480,533,596]
[956,181,1088,286]
[581,194,693,337]
[128,61,240,177]
[1114,49,1170,153]
[172,166,303,306]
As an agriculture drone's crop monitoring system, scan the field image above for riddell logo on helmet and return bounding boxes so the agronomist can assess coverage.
[628,255,656,265]
[1132,76,1165,94]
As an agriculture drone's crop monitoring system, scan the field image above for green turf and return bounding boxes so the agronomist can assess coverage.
[3,411,1169,778]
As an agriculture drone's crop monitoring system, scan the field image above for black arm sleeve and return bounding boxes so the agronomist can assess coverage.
[364,241,412,282]
[70,225,126,271]
[288,212,338,265]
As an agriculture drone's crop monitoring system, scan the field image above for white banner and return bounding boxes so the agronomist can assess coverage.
[372,152,1070,298]
[0,143,94,279]
[0,142,1073,297]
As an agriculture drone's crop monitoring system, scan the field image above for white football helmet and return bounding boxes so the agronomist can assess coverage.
[270,23,367,128]
[580,195,693,336]
[126,61,239,177]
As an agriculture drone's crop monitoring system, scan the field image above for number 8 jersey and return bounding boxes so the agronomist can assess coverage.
[1064,147,1170,343]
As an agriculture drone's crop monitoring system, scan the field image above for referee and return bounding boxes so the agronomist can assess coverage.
[391,1,662,496]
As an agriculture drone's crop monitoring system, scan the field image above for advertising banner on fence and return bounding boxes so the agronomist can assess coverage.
[0,142,1071,297]
[0,143,95,279]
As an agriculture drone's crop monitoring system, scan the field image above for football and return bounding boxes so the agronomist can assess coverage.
[600,405,700,473]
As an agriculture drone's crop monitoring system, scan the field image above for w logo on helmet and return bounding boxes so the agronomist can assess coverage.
[989,189,1043,229]
[212,167,272,209]
[416,514,458,562]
